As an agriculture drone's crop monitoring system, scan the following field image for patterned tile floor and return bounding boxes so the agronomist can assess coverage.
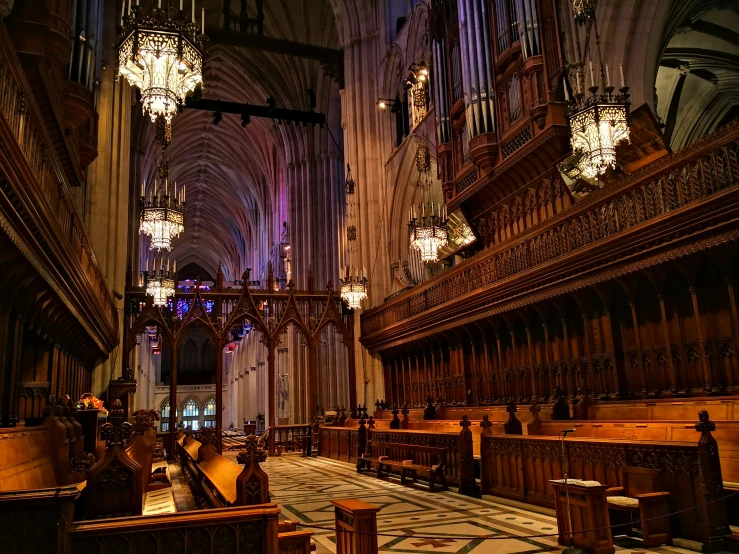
[223,453,700,554]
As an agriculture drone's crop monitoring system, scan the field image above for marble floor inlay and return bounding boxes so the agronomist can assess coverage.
[223,453,700,554]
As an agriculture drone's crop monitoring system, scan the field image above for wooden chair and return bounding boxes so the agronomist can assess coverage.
[606,466,671,547]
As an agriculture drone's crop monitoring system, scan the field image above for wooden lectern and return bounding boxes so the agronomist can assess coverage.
[332,499,381,554]
[550,480,614,554]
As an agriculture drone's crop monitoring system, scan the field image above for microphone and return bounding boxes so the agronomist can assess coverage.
[561,428,576,437]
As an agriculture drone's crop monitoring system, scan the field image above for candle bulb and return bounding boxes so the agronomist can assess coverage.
[201,7,205,34]
[158,0,161,8]
[127,0,131,15]
[589,61,595,89]
[180,0,183,10]
[619,63,625,88]
[121,2,124,24]
[605,62,611,88]
[192,0,195,22]
[173,260,177,273]
[141,180,144,198]
[564,76,570,101]
[146,258,149,272]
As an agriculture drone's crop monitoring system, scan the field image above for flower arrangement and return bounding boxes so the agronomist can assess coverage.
[78,393,107,415]
[256,412,266,424]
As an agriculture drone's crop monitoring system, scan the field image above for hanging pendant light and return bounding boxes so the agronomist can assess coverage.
[140,154,186,250]
[118,1,207,124]
[565,5,631,181]
[340,164,367,309]
[143,257,176,307]
[408,144,448,263]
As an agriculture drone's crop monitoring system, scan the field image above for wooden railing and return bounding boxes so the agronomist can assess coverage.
[0,24,118,337]
[361,120,739,341]
[318,426,463,486]
[479,423,729,550]
[68,504,282,554]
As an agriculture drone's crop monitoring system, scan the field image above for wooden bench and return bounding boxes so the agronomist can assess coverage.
[606,466,671,547]
[359,440,448,492]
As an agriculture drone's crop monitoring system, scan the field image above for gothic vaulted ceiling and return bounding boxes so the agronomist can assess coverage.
[133,0,341,280]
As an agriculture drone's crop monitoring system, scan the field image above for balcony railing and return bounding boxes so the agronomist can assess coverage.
[0,25,118,337]
[361,120,739,340]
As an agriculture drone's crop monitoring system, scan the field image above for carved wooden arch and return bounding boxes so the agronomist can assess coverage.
[125,305,175,355]
[222,272,269,338]
[273,288,312,344]
[25,289,57,337]
[174,283,220,349]
[314,289,353,346]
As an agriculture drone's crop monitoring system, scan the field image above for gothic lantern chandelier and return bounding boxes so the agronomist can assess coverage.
[140,156,186,250]
[340,163,367,309]
[565,1,630,180]
[408,144,447,263]
[572,0,596,24]
[340,268,368,310]
[143,257,176,307]
[118,0,207,124]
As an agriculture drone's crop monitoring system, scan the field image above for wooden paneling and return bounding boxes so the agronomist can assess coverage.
[480,434,728,550]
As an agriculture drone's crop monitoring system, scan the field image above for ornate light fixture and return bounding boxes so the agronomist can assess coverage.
[340,163,367,309]
[143,258,176,307]
[140,156,186,250]
[118,1,206,124]
[565,2,630,180]
[408,144,447,263]
[572,0,597,24]
[340,268,368,310]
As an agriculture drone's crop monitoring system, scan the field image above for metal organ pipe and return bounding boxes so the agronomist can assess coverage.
[462,0,482,136]
[479,0,496,132]
[470,0,491,134]
[457,0,476,137]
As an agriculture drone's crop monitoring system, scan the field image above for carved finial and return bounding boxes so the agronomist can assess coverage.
[237,434,268,465]
[506,400,518,414]
[529,400,541,415]
[460,414,472,429]
[368,416,375,429]
[695,410,716,434]
[100,400,133,447]
[132,409,160,435]
[480,414,493,434]
[392,404,399,416]
[197,426,218,447]
[401,404,409,416]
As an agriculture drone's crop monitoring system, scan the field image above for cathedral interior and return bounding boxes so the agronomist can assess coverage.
[2,0,739,553]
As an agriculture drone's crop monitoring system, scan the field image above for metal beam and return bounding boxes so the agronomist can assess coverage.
[208,29,343,66]
[184,97,326,126]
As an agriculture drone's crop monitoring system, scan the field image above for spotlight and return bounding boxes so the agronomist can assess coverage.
[377,99,387,110]
[241,113,251,127]
[212,111,222,125]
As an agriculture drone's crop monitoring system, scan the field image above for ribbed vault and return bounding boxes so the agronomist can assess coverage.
[132,0,342,283]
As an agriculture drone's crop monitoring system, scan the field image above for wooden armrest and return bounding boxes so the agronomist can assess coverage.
[634,492,670,499]
[605,487,624,496]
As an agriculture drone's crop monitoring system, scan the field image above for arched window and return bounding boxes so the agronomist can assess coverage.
[182,398,200,430]
[160,400,178,432]
[203,398,216,428]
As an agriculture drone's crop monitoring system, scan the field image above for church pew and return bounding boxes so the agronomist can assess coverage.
[319,426,464,486]
[479,412,729,551]
[0,402,87,491]
[178,429,270,507]
[67,504,283,554]
[531,420,739,484]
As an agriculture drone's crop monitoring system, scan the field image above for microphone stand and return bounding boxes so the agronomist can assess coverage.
[560,429,583,554]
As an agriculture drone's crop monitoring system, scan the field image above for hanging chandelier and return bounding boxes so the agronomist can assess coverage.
[118,0,207,124]
[564,0,631,181]
[140,156,186,250]
[143,258,176,307]
[572,0,597,24]
[340,163,367,309]
[340,268,368,310]
[408,144,448,263]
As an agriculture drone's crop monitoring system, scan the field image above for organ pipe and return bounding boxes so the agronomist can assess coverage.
[457,0,496,138]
